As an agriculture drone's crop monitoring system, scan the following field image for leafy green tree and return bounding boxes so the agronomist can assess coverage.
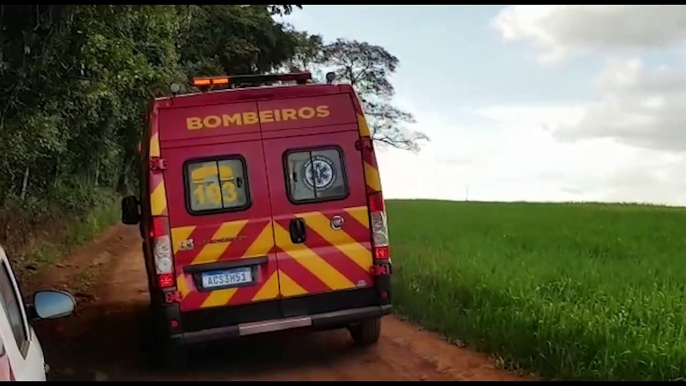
[290,31,324,72]
[179,5,301,78]
[0,5,310,256]
[318,38,428,152]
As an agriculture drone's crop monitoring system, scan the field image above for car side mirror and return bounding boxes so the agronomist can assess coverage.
[31,290,76,320]
[121,195,141,225]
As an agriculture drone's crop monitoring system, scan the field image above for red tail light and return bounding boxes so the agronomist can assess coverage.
[152,217,166,238]
[369,192,385,213]
[368,192,390,261]
[158,273,175,288]
[374,246,390,260]
[151,217,176,289]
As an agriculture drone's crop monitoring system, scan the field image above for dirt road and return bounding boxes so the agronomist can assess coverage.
[26,224,530,381]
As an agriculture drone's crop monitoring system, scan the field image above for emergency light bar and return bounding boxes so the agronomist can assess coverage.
[192,72,313,89]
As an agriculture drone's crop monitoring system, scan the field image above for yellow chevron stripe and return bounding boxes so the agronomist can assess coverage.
[298,212,372,271]
[278,271,307,298]
[344,206,370,229]
[364,162,381,192]
[171,226,196,254]
[242,222,274,258]
[274,224,354,291]
[357,114,371,137]
[201,287,238,308]
[150,182,167,216]
[149,133,160,158]
[177,274,190,298]
[252,271,280,301]
[191,220,249,265]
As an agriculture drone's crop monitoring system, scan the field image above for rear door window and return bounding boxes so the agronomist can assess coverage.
[185,157,250,214]
[285,147,348,203]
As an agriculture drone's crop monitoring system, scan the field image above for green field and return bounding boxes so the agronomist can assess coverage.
[388,200,686,381]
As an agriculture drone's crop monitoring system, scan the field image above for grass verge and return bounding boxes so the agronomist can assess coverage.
[389,199,686,381]
[12,196,120,279]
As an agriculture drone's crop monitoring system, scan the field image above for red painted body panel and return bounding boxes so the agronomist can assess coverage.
[159,101,261,142]
[159,84,351,108]
[257,94,356,132]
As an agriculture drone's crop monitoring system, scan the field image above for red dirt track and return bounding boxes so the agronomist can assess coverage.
[26,224,531,381]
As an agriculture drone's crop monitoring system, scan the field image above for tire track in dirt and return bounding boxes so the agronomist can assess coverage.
[30,224,532,381]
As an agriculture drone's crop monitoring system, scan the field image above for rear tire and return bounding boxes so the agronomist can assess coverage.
[144,307,188,371]
[348,317,381,346]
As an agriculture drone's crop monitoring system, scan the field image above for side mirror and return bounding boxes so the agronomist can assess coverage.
[31,290,76,320]
[121,195,141,225]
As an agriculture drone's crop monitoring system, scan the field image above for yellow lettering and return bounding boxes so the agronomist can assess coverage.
[207,183,222,205]
[187,117,203,130]
[259,110,275,123]
[243,112,259,125]
[222,181,238,203]
[298,106,316,119]
[222,113,242,126]
[316,105,330,118]
[203,116,221,128]
[282,109,297,121]
[189,105,332,131]
[193,184,205,204]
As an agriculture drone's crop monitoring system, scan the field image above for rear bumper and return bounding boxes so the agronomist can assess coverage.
[171,304,391,346]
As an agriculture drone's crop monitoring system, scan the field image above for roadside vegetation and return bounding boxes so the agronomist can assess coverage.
[0,5,424,275]
[389,199,686,381]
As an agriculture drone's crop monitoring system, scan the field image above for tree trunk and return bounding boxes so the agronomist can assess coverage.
[20,166,29,202]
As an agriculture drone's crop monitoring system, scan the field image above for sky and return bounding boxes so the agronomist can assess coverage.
[281,5,686,205]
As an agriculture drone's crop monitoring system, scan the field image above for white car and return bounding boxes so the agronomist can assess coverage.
[0,246,76,381]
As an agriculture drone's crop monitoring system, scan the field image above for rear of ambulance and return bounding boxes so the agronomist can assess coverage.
[142,73,392,358]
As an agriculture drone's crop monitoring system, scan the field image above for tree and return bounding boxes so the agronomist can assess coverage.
[290,31,324,72]
[317,38,428,152]
[267,5,302,17]
[0,4,320,266]
[178,5,301,78]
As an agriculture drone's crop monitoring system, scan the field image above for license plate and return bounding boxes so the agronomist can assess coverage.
[201,266,253,289]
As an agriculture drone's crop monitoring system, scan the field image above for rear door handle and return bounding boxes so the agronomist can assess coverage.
[289,218,307,244]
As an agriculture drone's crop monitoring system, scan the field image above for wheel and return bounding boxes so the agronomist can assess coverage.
[143,308,188,371]
[347,317,381,346]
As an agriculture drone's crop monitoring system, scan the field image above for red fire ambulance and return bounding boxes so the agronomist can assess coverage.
[121,72,392,367]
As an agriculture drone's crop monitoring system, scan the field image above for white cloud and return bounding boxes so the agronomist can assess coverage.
[489,5,686,203]
[493,5,686,63]
[376,103,686,206]
[552,57,686,153]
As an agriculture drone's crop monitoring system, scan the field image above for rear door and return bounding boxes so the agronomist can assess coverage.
[160,102,280,313]
[259,94,375,306]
